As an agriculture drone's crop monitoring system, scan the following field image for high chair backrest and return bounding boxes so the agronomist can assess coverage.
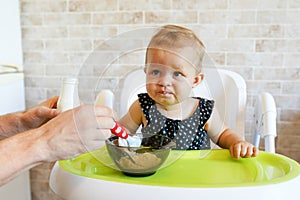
[118,68,246,138]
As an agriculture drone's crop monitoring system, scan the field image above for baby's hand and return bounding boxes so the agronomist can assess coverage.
[229,141,259,159]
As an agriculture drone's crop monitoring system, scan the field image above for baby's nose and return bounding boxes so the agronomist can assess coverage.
[158,74,172,86]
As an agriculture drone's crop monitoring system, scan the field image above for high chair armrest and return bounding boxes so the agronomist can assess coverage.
[253,92,277,153]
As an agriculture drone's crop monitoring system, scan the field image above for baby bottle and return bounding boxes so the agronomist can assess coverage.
[57,77,80,112]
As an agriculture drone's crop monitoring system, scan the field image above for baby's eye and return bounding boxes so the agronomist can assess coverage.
[151,69,160,76]
[173,71,183,77]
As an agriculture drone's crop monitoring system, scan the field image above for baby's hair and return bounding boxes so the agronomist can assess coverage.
[146,25,205,73]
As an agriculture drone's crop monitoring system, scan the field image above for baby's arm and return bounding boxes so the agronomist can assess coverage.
[217,129,259,159]
[206,109,258,159]
[119,100,144,135]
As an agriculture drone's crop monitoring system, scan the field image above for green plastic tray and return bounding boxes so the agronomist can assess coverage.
[59,148,300,188]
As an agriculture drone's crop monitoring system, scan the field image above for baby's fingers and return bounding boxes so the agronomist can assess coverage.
[230,142,259,159]
[230,143,242,159]
[244,145,259,158]
[241,145,253,158]
[252,146,259,157]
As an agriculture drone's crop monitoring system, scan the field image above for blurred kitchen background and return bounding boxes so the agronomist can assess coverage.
[0,0,299,199]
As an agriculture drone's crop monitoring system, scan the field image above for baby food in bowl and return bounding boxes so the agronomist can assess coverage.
[105,135,175,177]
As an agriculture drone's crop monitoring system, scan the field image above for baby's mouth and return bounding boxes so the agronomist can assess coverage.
[158,90,173,96]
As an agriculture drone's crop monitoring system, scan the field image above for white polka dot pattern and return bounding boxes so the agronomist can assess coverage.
[138,93,214,150]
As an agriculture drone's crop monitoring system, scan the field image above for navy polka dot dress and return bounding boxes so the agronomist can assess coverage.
[138,93,214,150]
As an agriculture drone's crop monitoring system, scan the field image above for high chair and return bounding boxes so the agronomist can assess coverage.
[50,68,280,200]
[117,67,277,151]
[117,67,247,140]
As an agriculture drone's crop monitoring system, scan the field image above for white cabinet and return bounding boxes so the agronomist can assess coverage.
[0,0,23,67]
[0,0,31,199]
[0,72,29,200]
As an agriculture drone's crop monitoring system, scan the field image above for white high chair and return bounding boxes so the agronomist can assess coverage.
[117,68,277,151]
[50,68,278,199]
[117,68,247,140]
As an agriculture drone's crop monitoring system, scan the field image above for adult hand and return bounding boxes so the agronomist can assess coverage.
[0,96,60,138]
[20,96,60,131]
[0,104,114,186]
[36,105,114,162]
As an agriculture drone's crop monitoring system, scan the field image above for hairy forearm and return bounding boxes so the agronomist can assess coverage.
[0,112,24,139]
[0,129,44,186]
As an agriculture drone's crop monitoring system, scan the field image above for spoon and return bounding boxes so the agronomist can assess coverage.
[95,90,141,147]
[110,121,142,147]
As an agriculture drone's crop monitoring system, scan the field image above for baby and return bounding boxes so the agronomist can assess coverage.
[119,25,258,159]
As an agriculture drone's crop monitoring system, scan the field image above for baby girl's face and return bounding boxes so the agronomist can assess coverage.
[145,47,202,107]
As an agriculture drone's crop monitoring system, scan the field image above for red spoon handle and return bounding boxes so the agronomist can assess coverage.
[110,121,129,139]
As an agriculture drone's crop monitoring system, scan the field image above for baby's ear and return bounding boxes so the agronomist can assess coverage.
[192,73,204,88]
